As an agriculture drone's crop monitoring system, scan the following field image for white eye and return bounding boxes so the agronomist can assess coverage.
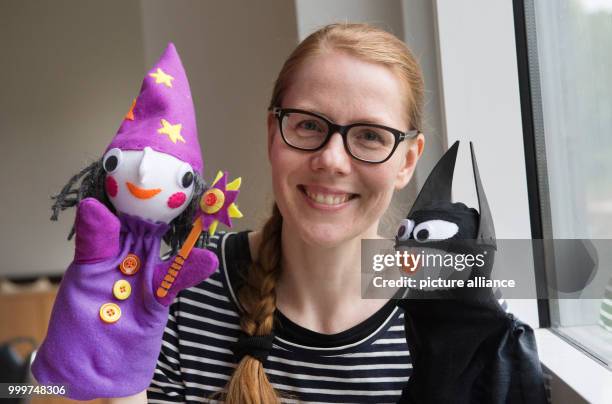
[413,220,459,243]
[177,162,194,189]
[102,148,123,174]
[396,219,415,241]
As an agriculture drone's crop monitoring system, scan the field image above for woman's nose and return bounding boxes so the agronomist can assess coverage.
[310,132,352,175]
[138,147,153,183]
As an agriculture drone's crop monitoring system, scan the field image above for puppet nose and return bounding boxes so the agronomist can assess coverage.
[138,147,154,183]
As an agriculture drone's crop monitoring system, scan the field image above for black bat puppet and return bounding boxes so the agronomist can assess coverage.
[394,141,547,404]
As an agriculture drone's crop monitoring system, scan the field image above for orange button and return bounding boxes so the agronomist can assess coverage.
[119,253,140,275]
[99,303,121,323]
[113,279,131,300]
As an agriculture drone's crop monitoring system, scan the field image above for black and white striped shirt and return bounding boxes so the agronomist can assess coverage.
[148,231,412,403]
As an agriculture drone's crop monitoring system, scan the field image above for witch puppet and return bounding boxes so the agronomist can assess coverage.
[31,43,242,400]
[393,141,547,404]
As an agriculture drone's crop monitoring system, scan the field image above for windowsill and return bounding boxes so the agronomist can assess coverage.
[535,328,612,403]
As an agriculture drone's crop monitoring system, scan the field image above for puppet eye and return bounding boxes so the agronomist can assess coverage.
[177,163,194,189]
[396,219,415,241]
[413,220,459,242]
[103,148,123,173]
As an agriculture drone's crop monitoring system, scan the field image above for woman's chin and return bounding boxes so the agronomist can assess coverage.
[291,222,361,249]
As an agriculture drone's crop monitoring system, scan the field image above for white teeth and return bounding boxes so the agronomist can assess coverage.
[305,189,351,206]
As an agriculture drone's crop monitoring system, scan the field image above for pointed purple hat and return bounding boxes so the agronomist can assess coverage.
[106,43,203,174]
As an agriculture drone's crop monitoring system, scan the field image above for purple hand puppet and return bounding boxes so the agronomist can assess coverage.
[31,43,224,399]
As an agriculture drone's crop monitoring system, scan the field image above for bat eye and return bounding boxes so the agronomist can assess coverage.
[396,219,415,241]
[177,163,194,189]
[413,220,459,243]
[103,148,123,173]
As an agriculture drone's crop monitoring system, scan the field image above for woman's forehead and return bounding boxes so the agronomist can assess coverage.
[282,51,409,127]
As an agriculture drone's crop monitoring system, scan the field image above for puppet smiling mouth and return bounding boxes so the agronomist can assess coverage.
[126,182,162,199]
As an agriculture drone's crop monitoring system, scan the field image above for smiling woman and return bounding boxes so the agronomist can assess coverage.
[146,23,426,404]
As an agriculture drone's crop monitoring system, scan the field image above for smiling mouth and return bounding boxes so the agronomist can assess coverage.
[126,182,162,199]
[298,185,359,206]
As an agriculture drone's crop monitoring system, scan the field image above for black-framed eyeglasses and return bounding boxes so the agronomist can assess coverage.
[272,107,419,164]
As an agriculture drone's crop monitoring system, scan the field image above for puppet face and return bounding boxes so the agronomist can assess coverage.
[395,202,482,277]
[102,147,195,223]
[268,51,421,247]
[396,202,479,243]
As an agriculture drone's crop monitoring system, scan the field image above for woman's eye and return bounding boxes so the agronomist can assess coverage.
[412,220,459,242]
[298,120,323,132]
[102,148,123,173]
[396,218,415,241]
[177,163,194,189]
[352,128,392,149]
[362,131,382,142]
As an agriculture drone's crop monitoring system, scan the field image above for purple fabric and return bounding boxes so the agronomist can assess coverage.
[106,43,204,174]
[153,247,218,306]
[74,198,120,263]
[32,200,217,399]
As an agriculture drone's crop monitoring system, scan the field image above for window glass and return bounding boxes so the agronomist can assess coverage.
[529,0,612,365]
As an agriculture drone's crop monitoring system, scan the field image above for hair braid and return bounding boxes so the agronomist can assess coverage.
[220,204,285,404]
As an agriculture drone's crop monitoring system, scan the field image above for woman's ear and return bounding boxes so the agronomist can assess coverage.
[267,112,276,162]
[394,133,425,190]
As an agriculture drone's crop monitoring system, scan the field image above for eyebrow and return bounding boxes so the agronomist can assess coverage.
[293,105,393,126]
[292,105,333,120]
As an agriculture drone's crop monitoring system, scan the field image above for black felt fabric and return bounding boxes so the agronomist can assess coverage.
[408,201,479,241]
[396,296,547,404]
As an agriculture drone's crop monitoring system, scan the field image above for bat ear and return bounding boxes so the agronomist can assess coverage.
[470,142,496,247]
[409,141,459,216]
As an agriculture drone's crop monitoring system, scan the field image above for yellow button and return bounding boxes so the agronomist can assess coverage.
[119,253,140,275]
[99,303,121,323]
[113,280,131,300]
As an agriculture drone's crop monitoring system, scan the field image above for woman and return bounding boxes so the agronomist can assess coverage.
[140,23,425,403]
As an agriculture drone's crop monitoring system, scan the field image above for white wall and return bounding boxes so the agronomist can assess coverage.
[400,0,446,203]
[295,0,405,40]
[434,0,538,326]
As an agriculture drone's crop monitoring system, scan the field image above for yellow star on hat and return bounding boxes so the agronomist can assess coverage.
[149,68,174,88]
[158,119,185,143]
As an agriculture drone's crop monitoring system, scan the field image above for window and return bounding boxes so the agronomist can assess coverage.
[516,0,612,367]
